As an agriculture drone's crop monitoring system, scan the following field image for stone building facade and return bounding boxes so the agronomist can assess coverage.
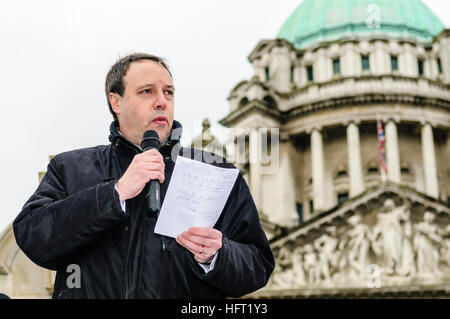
[219,0,450,297]
[0,156,55,298]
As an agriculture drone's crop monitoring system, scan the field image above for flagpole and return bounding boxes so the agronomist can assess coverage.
[377,117,388,183]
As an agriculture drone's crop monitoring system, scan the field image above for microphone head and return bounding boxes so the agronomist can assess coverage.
[141,130,160,151]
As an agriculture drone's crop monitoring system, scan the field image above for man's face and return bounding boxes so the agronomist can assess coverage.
[110,60,174,145]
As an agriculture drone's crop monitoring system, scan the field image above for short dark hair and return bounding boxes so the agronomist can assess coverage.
[105,53,172,120]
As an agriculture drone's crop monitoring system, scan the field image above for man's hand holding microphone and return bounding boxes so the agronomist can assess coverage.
[115,130,222,265]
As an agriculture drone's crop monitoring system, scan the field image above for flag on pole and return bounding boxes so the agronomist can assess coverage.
[377,119,388,175]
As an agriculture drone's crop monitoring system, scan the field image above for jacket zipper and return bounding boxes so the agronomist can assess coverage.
[161,236,166,250]
[124,222,131,299]
[120,143,139,299]
[116,138,169,297]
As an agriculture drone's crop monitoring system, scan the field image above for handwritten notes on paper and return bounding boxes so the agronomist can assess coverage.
[154,156,239,238]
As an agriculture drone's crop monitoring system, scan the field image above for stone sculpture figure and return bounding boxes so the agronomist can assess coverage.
[347,214,371,277]
[268,246,293,289]
[303,244,318,284]
[372,199,407,275]
[291,247,307,286]
[268,264,292,289]
[314,226,339,283]
[413,211,443,278]
[397,205,416,276]
[441,225,450,268]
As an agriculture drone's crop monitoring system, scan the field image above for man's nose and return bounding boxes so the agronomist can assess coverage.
[154,90,167,109]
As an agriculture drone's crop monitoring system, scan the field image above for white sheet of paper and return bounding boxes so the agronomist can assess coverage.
[154,156,239,238]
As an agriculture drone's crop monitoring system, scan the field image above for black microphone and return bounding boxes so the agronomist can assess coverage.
[141,130,161,214]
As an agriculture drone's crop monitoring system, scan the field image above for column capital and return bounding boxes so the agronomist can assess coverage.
[384,115,401,124]
[419,119,437,128]
[306,125,322,134]
[343,119,361,127]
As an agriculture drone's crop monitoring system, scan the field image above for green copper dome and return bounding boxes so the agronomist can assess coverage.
[278,0,445,49]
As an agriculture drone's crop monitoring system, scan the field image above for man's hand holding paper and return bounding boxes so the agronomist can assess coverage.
[154,156,239,263]
[176,227,222,264]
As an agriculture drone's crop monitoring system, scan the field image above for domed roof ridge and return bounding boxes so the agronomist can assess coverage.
[278,0,445,49]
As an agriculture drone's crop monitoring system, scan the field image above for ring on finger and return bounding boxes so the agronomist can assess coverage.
[200,245,205,254]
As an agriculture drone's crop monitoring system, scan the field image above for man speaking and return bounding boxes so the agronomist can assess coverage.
[13,53,274,298]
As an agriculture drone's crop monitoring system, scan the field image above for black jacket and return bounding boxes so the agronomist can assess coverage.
[13,120,274,298]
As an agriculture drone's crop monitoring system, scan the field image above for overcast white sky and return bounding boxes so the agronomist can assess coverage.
[0,0,449,232]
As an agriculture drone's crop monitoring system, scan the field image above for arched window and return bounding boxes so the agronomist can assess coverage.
[401,167,411,175]
[367,167,379,174]
[338,192,349,203]
[336,170,348,177]
[239,97,249,107]
[262,95,277,109]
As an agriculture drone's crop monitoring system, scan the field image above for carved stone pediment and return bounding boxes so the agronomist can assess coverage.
[256,182,450,298]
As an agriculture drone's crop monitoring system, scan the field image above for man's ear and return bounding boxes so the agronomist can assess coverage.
[109,92,121,115]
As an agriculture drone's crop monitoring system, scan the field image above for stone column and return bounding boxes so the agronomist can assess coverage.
[421,122,439,198]
[346,121,364,196]
[373,41,388,75]
[438,36,450,84]
[385,119,401,183]
[269,46,291,93]
[249,128,262,211]
[271,139,299,226]
[315,48,328,82]
[401,43,417,77]
[311,128,326,211]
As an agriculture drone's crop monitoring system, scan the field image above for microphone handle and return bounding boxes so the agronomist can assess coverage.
[148,179,161,214]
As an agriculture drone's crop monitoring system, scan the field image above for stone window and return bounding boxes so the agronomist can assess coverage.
[367,167,379,174]
[239,97,248,107]
[437,58,443,74]
[336,170,348,177]
[306,65,314,82]
[263,95,277,109]
[338,192,349,203]
[309,200,314,213]
[296,202,303,223]
[401,167,411,175]
[361,55,370,71]
[418,58,424,77]
[265,67,270,81]
[332,57,341,75]
[391,55,398,72]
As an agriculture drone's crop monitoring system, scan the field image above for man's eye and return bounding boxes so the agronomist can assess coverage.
[141,89,151,94]
[165,90,174,96]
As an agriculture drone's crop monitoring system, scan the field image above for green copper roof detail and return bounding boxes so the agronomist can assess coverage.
[278,0,445,49]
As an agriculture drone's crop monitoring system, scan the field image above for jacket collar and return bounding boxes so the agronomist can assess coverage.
[108,120,183,161]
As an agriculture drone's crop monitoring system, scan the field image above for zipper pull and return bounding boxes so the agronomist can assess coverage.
[161,236,166,251]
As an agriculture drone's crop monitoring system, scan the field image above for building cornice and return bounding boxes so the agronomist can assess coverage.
[434,28,450,42]
[219,100,282,127]
[248,39,295,62]
[281,74,450,99]
[220,92,450,128]
[250,29,450,60]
